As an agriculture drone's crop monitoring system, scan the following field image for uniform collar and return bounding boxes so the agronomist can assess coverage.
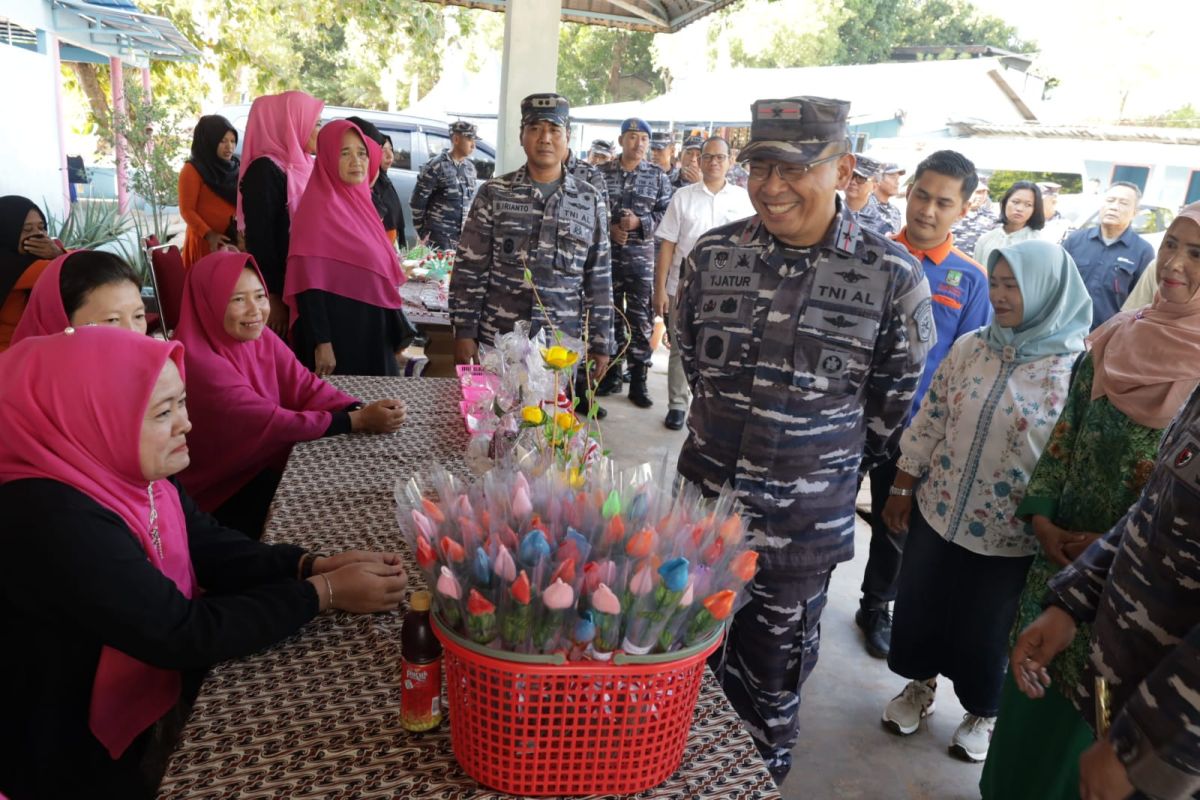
[1087,223,1137,246]
[895,227,953,265]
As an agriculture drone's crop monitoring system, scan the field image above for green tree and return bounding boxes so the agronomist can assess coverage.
[891,0,1031,52]
[836,0,904,64]
[557,25,665,106]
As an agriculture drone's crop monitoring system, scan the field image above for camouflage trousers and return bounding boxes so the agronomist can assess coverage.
[424,228,459,252]
[612,257,654,365]
[709,567,833,780]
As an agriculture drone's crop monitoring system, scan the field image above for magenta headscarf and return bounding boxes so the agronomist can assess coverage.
[0,326,196,758]
[175,251,358,510]
[11,250,73,344]
[283,119,405,325]
[235,91,325,230]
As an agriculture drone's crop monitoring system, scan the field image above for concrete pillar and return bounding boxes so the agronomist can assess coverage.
[141,65,152,100]
[110,56,129,214]
[45,32,70,212]
[495,0,560,174]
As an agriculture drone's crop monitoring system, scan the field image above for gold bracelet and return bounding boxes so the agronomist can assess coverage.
[321,574,334,610]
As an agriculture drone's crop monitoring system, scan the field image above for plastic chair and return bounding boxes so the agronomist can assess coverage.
[143,236,186,338]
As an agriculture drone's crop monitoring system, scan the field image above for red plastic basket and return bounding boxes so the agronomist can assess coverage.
[434,615,723,796]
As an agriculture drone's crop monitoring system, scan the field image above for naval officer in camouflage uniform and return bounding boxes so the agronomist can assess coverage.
[597,118,674,408]
[650,130,678,183]
[450,94,613,412]
[587,139,614,166]
[843,154,894,236]
[410,120,478,250]
[675,96,931,783]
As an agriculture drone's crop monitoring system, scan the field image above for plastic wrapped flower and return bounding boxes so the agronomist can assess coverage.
[521,406,547,426]
[555,411,581,433]
[541,345,580,371]
[436,566,464,628]
[685,590,736,646]
[534,578,575,650]
[590,582,622,655]
[466,589,498,645]
[501,571,533,649]
[493,544,517,583]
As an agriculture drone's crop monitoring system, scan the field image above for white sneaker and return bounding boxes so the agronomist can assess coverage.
[882,679,936,735]
[949,713,995,762]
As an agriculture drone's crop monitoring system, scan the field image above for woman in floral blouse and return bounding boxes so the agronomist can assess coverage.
[982,203,1200,800]
[878,239,1093,763]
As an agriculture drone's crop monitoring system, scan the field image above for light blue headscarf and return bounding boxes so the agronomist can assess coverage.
[983,239,1092,363]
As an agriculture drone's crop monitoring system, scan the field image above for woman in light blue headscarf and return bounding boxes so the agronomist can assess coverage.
[874,239,1092,765]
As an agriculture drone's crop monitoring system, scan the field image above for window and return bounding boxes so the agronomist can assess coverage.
[1187,171,1200,205]
[425,132,452,159]
[1110,164,1150,193]
[380,129,413,170]
[471,149,496,180]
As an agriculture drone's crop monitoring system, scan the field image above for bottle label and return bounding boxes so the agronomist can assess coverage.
[400,657,443,732]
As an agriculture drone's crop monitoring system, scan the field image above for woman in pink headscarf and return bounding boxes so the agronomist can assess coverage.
[0,327,408,799]
[12,249,146,343]
[238,91,324,337]
[285,119,415,377]
[176,251,406,538]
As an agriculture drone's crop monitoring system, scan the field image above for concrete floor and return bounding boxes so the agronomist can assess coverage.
[598,348,984,800]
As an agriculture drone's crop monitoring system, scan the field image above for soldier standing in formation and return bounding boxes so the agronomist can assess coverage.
[449,94,612,417]
[674,96,931,783]
[596,118,674,407]
[410,120,478,251]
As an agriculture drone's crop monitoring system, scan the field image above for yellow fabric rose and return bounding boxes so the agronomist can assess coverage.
[521,406,546,425]
[541,346,580,370]
[555,412,580,432]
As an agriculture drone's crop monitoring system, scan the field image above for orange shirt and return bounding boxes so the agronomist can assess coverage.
[0,259,51,351]
[178,162,237,268]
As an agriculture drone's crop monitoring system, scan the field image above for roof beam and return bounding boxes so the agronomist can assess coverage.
[600,0,668,28]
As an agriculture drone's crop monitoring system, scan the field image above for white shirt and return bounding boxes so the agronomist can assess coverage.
[898,332,1076,558]
[655,179,755,296]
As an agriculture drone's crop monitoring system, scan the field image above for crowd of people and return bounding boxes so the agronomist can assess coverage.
[1,84,1199,800]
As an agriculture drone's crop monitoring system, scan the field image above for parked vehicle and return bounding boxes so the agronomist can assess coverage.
[217,104,497,246]
[1075,202,1175,251]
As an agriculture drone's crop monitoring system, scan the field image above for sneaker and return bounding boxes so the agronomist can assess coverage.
[854,605,892,659]
[949,714,995,762]
[882,679,936,736]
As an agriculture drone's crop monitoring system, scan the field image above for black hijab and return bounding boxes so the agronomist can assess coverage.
[187,115,241,206]
[345,117,402,234]
[0,195,42,303]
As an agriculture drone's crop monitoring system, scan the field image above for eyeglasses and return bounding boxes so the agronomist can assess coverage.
[700,153,729,163]
[744,152,847,182]
[848,173,872,185]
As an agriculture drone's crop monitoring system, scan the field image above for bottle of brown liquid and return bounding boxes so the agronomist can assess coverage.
[400,590,443,732]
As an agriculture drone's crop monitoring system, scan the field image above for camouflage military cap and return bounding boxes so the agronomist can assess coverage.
[650,130,675,150]
[449,120,477,138]
[739,96,851,165]
[881,162,906,175]
[520,93,570,127]
[682,134,705,151]
[589,139,614,157]
[1037,181,1061,196]
[852,154,883,179]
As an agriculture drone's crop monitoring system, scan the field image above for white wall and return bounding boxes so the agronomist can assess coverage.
[0,42,67,219]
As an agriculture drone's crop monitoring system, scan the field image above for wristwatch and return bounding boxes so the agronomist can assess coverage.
[888,486,914,497]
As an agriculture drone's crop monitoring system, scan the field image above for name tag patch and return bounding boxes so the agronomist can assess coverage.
[495,200,533,216]
[810,262,887,312]
[703,272,760,291]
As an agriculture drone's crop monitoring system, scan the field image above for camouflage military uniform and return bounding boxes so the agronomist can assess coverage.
[727,162,750,189]
[852,194,896,237]
[950,207,997,255]
[600,160,673,366]
[411,151,477,250]
[564,151,610,223]
[449,165,613,355]
[877,197,902,235]
[677,205,930,775]
[1046,388,1200,798]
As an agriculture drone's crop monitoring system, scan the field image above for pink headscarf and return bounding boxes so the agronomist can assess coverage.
[0,326,196,758]
[1088,203,1200,429]
[11,250,73,344]
[283,119,405,325]
[235,91,325,229]
[175,251,358,510]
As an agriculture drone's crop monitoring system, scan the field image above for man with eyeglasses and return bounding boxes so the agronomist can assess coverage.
[674,96,931,784]
[653,136,754,431]
[450,93,613,418]
[843,154,894,236]
[1062,180,1155,330]
[410,120,478,251]
[596,119,675,407]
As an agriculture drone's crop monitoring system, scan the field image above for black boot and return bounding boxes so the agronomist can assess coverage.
[628,363,653,408]
[574,387,607,420]
[595,363,624,396]
[855,603,892,659]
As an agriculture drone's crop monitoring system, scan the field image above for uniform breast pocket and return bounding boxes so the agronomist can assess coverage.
[555,231,589,275]
[792,335,868,397]
[696,324,749,378]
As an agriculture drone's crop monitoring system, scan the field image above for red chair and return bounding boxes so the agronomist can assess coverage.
[143,236,186,337]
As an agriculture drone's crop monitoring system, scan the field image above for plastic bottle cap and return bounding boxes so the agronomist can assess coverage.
[410,590,431,612]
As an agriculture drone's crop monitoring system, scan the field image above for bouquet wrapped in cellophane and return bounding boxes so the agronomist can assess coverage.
[396,461,758,660]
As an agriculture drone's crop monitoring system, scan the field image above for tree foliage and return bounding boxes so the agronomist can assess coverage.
[556,26,665,107]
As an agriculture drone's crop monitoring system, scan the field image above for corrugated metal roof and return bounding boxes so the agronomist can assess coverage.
[50,0,199,63]
[422,0,737,33]
[947,120,1200,146]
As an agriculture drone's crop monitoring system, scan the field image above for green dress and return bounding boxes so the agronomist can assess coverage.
[980,353,1161,800]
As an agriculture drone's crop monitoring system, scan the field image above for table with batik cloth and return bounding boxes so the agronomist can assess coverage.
[157,376,780,800]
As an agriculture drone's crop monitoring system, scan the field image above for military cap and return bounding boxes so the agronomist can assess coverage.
[620,118,651,136]
[589,139,614,157]
[739,96,851,164]
[1036,181,1061,196]
[449,120,477,138]
[976,174,990,189]
[881,162,906,175]
[682,134,705,151]
[521,93,570,127]
[852,154,883,179]
[649,130,674,150]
